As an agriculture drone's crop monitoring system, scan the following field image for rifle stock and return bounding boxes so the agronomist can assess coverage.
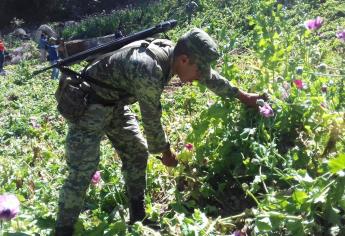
[32,20,177,76]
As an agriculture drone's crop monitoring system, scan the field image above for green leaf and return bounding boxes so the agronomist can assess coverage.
[259,38,267,47]
[286,220,304,236]
[324,206,340,225]
[339,195,345,211]
[256,217,272,231]
[105,221,126,236]
[178,151,193,164]
[314,187,329,204]
[292,190,308,205]
[328,154,345,173]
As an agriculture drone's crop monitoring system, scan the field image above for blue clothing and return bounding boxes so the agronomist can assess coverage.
[0,51,4,72]
[47,45,60,79]
[47,45,59,61]
[51,60,59,80]
[39,36,48,49]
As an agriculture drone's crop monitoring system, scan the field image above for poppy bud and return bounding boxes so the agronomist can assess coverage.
[317,63,327,72]
[256,99,265,107]
[91,171,101,185]
[296,66,303,75]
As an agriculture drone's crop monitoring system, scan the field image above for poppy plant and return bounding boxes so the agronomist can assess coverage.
[91,171,101,185]
[304,16,323,30]
[259,102,274,118]
[0,193,20,221]
[293,79,304,89]
[336,30,345,42]
[185,143,193,151]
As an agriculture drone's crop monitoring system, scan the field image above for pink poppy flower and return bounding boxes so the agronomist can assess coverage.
[91,171,101,185]
[232,230,241,236]
[293,80,303,89]
[0,194,20,221]
[304,16,323,30]
[336,30,345,42]
[259,103,274,118]
[231,230,247,236]
[185,143,193,151]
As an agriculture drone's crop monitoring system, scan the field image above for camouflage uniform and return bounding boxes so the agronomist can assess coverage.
[56,29,239,229]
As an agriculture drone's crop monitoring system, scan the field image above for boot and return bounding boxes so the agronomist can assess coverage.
[129,196,145,224]
[142,218,161,230]
[128,196,161,230]
[55,226,74,236]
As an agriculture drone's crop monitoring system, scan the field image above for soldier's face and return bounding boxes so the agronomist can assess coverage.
[173,55,201,83]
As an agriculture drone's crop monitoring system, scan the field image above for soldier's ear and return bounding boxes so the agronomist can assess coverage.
[180,54,190,65]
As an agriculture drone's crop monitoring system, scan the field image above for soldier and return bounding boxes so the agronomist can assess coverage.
[56,22,65,38]
[114,28,124,39]
[114,23,124,39]
[186,1,199,23]
[55,28,265,235]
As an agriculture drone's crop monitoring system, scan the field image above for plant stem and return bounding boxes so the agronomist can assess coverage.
[260,166,269,194]
[246,189,261,208]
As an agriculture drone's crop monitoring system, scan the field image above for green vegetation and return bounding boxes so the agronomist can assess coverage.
[1,0,345,235]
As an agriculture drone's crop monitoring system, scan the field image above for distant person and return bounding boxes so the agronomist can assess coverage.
[186,1,199,23]
[47,38,60,80]
[0,39,6,75]
[114,28,124,39]
[56,38,68,59]
[39,33,48,62]
[56,22,65,38]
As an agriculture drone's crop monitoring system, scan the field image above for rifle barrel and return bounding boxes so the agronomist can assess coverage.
[32,65,54,76]
[58,20,176,67]
[32,20,177,76]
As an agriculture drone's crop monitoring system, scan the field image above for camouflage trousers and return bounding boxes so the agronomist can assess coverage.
[56,104,149,227]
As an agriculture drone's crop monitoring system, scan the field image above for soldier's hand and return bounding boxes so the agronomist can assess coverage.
[238,91,269,108]
[259,92,269,101]
[161,148,178,167]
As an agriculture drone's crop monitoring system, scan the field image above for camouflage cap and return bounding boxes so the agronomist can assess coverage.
[180,28,219,82]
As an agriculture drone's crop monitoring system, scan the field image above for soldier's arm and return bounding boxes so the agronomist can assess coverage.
[201,69,264,107]
[201,69,240,99]
[135,77,170,154]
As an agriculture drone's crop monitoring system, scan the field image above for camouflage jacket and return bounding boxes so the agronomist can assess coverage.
[85,39,239,154]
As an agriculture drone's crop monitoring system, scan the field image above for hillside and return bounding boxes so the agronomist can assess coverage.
[0,0,345,235]
[0,0,154,29]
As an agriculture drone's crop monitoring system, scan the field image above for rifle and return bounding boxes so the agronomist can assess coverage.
[32,19,177,76]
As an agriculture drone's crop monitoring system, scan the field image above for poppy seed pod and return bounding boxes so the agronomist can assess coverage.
[296,66,303,75]
[256,99,265,107]
[317,63,327,72]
